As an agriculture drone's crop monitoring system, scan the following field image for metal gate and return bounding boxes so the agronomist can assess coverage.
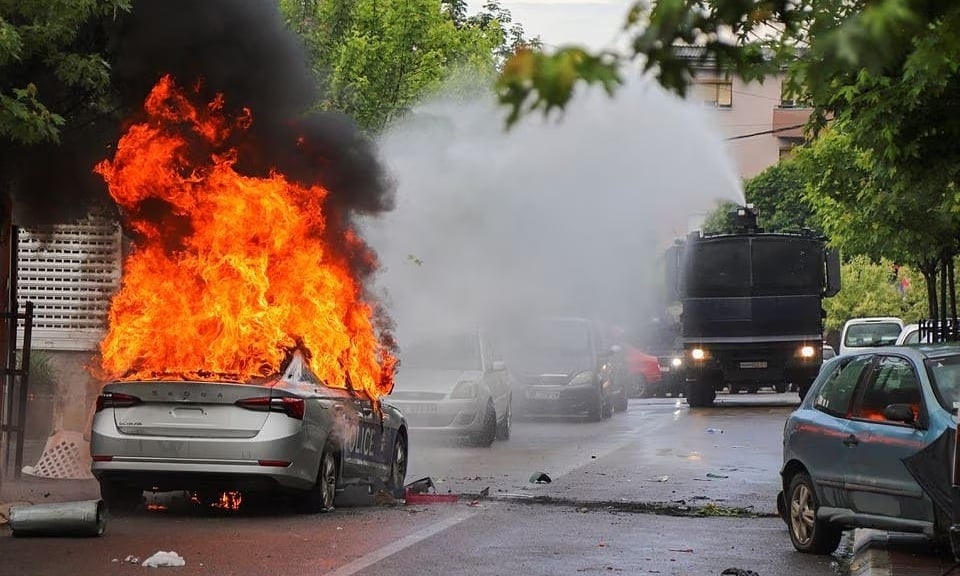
[0,301,34,479]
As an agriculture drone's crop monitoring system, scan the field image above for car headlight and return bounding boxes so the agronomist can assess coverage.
[799,345,815,358]
[450,381,478,399]
[569,371,595,386]
[691,348,706,361]
[670,357,683,368]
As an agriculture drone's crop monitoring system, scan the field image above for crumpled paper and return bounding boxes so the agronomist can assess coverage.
[142,551,186,568]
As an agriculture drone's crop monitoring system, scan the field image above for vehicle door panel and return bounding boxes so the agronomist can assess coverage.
[342,397,389,477]
[843,355,936,521]
[794,355,874,509]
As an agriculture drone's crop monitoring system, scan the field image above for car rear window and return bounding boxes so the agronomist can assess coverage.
[925,354,960,412]
[844,322,902,348]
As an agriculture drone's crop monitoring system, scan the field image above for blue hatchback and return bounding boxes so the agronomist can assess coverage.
[779,344,960,554]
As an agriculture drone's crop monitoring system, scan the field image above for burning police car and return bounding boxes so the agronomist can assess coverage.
[91,351,408,513]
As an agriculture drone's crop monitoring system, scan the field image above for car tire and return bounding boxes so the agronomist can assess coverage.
[303,448,338,513]
[386,432,408,496]
[774,383,789,393]
[496,401,511,441]
[635,375,651,398]
[587,387,604,421]
[614,391,629,413]
[787,472,843,554]
[471,402,497,447]
[100,480,143,514]
[601,392,614,419]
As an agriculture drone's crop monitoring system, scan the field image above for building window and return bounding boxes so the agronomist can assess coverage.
[694,80,733,108]
[17,217,123,351]
[780,81,802,108]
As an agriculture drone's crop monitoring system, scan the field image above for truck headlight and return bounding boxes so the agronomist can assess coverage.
[671,357,683,368]
[570,371,595,386]
[799,345,815,358]
[691,348,706,361]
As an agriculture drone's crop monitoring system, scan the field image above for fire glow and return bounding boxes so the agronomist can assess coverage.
[94,75,396,398]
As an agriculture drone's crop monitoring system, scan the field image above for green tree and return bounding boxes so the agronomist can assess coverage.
[282,0,537,131]
[0,0,130,145]
[823,255,926,337]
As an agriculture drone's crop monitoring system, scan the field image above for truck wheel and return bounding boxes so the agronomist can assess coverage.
[687,381,716,408]
[774,383,789,393]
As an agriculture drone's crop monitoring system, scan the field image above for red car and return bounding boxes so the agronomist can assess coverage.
[622,346,663,397]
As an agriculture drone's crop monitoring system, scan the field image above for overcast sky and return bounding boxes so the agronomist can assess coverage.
[482,1,632,50]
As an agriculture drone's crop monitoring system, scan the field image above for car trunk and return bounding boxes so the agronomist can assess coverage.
[103,381,278,439]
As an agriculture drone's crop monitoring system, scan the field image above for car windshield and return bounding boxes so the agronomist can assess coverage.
[525,319,592,354]
[400,334,482,371]
[844,322,902,348]
[926,354,960,412]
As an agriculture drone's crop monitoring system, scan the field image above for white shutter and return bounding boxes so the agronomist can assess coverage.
[17,219,122,351]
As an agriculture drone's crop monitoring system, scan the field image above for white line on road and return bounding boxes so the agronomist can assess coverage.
[323,510,477,576]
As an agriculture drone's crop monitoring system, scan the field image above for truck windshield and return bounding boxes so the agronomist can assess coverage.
[684,237,822,297]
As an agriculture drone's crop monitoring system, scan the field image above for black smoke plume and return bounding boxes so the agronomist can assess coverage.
[5,0,395,284]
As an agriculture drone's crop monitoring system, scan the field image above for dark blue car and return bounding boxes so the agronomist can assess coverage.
[779,344,960,554]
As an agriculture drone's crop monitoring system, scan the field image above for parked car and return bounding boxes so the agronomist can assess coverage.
[500,316,620,420]
[838,317,904,355]
[388,330,511,446]
[91,350,408,513]
[822,344,836,360]
[778,344,960,554]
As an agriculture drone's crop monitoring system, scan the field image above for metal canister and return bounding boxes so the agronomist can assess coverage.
[8,499,105,537]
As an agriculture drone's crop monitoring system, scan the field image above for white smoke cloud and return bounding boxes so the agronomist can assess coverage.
[365,77,743,345]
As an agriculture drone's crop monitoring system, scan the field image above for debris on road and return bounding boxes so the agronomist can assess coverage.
[705,473,729,479]
[8,499,105,537]
[142,551,186,568]
[721,569,759,576]
[529,472,552,484]
[706,428,723,434]
[373,489,398,506]
[479,487,490,498]
[668,548,694,553]
[651,475,669,482]
[405,477,435,494]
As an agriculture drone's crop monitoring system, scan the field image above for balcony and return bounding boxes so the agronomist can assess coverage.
[772,106,811,139]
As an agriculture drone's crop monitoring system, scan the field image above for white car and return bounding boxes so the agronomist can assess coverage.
[388,330,512,446]
[838,317,904,355]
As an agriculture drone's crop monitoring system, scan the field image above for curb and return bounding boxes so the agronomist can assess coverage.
[849,530,891,576]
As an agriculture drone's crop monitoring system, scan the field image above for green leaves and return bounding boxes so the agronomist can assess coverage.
[0,0,131,145]
[496,47,621,127]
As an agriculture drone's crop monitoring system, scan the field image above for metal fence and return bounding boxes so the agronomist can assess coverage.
[0,300,34,480]
[918,318,960,343]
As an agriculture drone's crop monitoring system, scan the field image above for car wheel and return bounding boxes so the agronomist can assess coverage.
[496,401,511,441]
[601,391,614,419]
[614,389,629,412]
[587,387,604,421]
[100,480,143,514]
[471,402,497,447]
[386,433,408,495]
[303,448,337,513]
[787,472,843,554]
[635,375,651,398]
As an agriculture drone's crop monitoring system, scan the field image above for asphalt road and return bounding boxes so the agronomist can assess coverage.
[0,391,951,576]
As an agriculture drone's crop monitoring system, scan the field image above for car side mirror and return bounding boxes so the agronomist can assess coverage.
[883,403,916,425]
[491,360,506,372]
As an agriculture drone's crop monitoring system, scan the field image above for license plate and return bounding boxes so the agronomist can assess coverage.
[528,390,560,400]
[739,361,768,369]
[403,403,438,415]
[659,366,670,372]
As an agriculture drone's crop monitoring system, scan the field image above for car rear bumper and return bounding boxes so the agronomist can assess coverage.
[388,399,487,436]
[89,415,321,491]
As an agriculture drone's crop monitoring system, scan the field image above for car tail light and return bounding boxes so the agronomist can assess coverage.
[235,396,305,420]
[95,392,141,412]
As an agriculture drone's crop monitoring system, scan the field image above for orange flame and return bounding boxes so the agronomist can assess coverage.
[95,75,396,397]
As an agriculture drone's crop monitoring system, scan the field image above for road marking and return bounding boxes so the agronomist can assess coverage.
[324,510,476,576]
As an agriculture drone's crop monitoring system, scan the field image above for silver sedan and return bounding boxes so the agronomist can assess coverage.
[90,351,408,513]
